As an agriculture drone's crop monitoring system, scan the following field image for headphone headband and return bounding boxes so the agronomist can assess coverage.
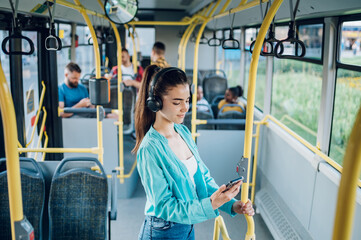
[146,67,185,112]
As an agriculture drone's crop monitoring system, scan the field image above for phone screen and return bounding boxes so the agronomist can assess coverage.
[222,177,244,193]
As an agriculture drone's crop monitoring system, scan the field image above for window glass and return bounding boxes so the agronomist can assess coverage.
[57,48,71,85]
[244,52,266,110]
[76,45,94,78]
[271,59,323,145]
[298,24,323,59]
[59,23,71,47]
[245,28,257,51]
[22,31,42,157]
[224,29,241,87]
[339,20,361,66]
[76,25,90,45]
[329,69,361,165]
[126,27,155,57]
[0,30,10,88]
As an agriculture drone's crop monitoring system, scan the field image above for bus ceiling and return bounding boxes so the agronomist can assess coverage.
[0,0,360,28]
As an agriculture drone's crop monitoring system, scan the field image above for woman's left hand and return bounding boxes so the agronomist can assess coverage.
[232,200,255,216]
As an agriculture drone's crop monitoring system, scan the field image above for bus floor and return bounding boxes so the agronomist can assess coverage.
[111,180,274,240]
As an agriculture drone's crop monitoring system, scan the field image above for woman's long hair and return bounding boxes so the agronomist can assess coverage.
[132,65,188,153]
[229,85,243,98]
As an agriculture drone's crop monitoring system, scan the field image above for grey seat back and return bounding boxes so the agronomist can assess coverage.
[203,75,228,103]
[183,110,215,131]
[217,110,246,130]
[48,157,108,240]
[0,157,45,240]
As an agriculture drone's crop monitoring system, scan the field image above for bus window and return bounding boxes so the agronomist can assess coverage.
[57,23,72,84]
[271,59,323,145]
[330,69,361,166]
[339,20,361,66]
[223,29,241,87]
[76,25,93,77]
[244,52,266,110]
[22,31,41,155]
[245,28,257,51]
[0,30,10,88]
[59,23,72,47]
[126,27,155,57]
[298,24,323,60]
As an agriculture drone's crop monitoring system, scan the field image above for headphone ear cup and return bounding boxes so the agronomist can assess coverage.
[146,96,162,112]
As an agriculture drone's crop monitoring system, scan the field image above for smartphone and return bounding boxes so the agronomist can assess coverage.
[222,177,244,193]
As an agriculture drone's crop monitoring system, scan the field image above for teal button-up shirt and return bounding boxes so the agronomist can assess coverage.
[137,124,237,225]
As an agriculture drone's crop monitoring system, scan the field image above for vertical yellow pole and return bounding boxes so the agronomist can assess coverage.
[178,23,194,68]
[97,0,125,183]
[332,106,361,239]
[242,0,283,239]
[181,4,213,70]
[191,0,222,141]
[0,59,24,240]
[250,122,262,203]
[125,25,138,73]
[74,0,103,163]
[181,23,198,71]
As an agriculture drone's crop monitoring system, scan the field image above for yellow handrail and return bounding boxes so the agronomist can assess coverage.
[241,1,283,239]
[191,0,223,141]
[18,147,101,154]
[41,131,49,161]
[34,107,47,160]
[74,0,103,164]
[332,106,361,239]
[124,24,138,73]
[25,81,46,148]
[213,216,231,240]
[0,54,24,240]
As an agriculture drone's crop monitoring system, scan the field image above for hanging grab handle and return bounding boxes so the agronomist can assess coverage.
[1,32,35,55]
[274,0,306,59]
[208,31,221,47]
[274,22,306,59]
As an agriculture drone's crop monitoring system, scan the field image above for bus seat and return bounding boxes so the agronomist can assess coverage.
[0,157,45,240]
[185,69,203,85]
[217,110,246,130]
[201,69,227,79]
[210,94,224,118]
[183,110,215,131]
[202,75,228,103]
[48,157,108,240]
[103,81,136,134]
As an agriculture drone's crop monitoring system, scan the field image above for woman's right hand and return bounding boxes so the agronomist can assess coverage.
[210,180,242,210]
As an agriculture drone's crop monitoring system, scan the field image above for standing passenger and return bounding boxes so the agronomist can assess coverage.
[110,48,144,89]
[151,41,170,68]
[134,65,254,239]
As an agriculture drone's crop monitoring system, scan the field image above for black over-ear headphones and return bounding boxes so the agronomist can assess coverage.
[146,67,184,112]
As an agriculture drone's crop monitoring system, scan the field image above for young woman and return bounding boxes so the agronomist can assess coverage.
[133,65,254,239]
[218,86,246,113]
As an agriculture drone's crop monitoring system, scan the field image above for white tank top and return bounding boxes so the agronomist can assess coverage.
[180,155,198,187]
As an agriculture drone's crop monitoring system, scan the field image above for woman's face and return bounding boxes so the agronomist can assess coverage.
[225,89,236,103]
[158,84,190,124]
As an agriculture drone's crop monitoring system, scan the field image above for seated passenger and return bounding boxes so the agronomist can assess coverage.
[218,86,246,113]
[58,62,94,118]
[110,48,144,89]
[196,86,210,112]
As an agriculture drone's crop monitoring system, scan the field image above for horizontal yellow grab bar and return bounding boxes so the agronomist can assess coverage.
[18,147,101,154]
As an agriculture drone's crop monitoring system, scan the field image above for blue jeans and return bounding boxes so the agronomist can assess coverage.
[138,216,195,240]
